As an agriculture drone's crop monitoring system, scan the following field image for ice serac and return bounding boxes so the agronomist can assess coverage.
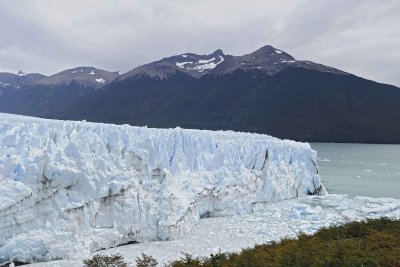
[0,113,325,264]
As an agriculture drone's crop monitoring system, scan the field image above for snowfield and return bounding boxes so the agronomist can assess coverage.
[0,113,325,265]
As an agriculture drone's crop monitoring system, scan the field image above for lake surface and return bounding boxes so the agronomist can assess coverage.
[311,143,400,199]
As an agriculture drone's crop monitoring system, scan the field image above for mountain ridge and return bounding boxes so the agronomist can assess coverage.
[0,45,378,86]
[0,44,399,143]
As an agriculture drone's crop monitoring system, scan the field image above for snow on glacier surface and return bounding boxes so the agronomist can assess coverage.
[0,113,325,264]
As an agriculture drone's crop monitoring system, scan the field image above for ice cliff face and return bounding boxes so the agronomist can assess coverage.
[0,113,325,264]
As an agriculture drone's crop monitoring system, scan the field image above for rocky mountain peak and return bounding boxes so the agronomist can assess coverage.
[250,45,294,61]
[120,49,230,80]
[211,49,224,56]
[17,70,27,76]
[209,44,346,76]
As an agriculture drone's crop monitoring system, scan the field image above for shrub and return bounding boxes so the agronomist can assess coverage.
[164,219,400,267]
[83,253,127,267]
[168,253,202,267]
[136,253,158,267]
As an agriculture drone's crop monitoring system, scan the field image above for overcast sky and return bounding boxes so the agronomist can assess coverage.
[0,0,399,86]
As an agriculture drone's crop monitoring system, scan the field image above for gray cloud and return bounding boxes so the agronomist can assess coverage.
[0,0,399,86]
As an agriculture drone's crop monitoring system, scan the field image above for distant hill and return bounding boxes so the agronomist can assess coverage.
[0,71,46,89]
[0,67,119,117]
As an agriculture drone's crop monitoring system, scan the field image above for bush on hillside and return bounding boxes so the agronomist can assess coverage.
[83,253,127,267]
[136,253,158,267]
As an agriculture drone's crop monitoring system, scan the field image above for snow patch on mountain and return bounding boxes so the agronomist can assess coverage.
[0,113,324,265]
[0,81,11,87]
[17,71,27,77]
[198,58,215,64]
[193,62,218,72]
[176,61,194,68]
[175,55,225,73]
[95,78,105,84]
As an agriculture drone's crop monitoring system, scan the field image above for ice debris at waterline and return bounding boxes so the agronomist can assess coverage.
[27,194,400,267]
[0,113,325,264]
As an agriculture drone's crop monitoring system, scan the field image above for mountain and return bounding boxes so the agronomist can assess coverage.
[35,66,119,88]
[209,45,346,76]
[0,67,119,117]
[115,45,345,82]
[0,71,46,89]
[1,45,400,143]
[58,45,400,143]
[118,49,228,80]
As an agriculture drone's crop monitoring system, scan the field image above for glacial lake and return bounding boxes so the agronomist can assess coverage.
[311,143,400,199]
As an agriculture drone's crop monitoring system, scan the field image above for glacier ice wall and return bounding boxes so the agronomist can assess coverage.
[0,113,325,264]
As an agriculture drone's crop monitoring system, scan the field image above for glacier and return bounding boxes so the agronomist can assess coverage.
[0,113,325,265]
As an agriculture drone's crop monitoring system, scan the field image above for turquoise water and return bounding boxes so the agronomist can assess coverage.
[310,143,400,199]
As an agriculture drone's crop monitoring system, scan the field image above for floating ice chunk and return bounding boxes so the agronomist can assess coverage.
[317,157,331,162]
